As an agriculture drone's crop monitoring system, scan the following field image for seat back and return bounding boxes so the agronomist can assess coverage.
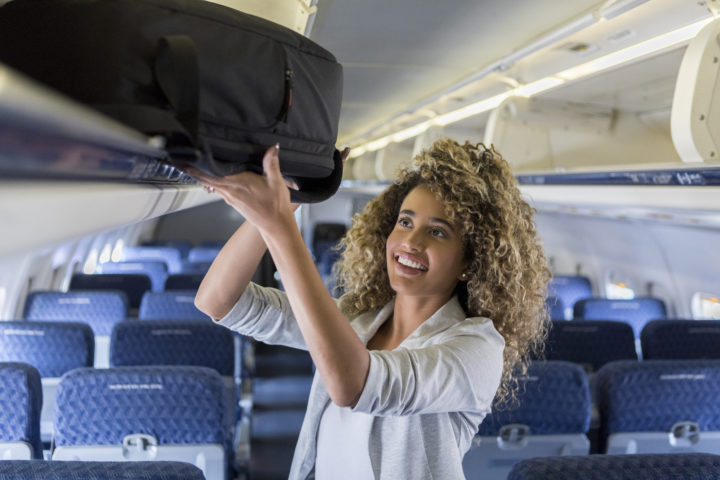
[142,240,192,258]
[0,321,94,442]
[164,273,205,291]
[573,297,667,338]
[23,291,128,336]
[110,320,237,441]
[121,246,183,274]
[69,274,151,311]
[0,363,42,459]
[97,261,168,292]
[641,320,720,360]
[596,359,720,454]
[507,453,720,480]
[545,296,565,321]
[188,246,221,263]
[548,275,592,320]
[53,366,229,480]
[0,460,206,479]
[463,361,591,480]
[24,290,129,368]
[138,291,207,320]
[545,320,637,373]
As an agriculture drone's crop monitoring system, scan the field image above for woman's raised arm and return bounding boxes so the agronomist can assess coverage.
[187,144,369,407]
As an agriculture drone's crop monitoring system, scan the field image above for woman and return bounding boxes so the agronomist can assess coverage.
[191,138,549,479]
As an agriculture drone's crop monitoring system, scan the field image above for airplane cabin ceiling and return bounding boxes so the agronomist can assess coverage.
[309,0,609,145]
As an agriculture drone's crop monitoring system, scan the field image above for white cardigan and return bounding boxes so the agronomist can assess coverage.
[217,282,505,479]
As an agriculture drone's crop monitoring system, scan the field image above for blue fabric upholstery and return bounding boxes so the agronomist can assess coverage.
[141,240,192,259]
[54,366,229,453]
[545,320,637,372]
[596,360,720,436]
[69,274,150,311]
[178,260,212,274]
[546,296,565,321]
[188,246,221,263]
[548,276,592,319]
[252,343,315,377]
[0,460,206,479]
[0,321,94,377]
[138,291,207,320]
[122,246,183,274]
[478,361,591,435]
[97,261,168,292]
[641,320,720,360]
[164,273,205,291]
[24,290,128,336]
[574,297,667,337]
[0,363,43,459]
[110,320,234,376]
[507,453,720,480]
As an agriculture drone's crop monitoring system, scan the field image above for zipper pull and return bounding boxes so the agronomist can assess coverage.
[282,68,294,123]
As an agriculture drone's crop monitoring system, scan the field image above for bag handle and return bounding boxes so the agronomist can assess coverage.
[154,35,200,145]
[288,148,344,203]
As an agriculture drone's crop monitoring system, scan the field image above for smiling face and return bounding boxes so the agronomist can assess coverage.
[385,184,468,302]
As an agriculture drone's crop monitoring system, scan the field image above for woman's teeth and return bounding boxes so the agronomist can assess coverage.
[397,256,427,271]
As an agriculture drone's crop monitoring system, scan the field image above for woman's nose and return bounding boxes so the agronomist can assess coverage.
[402,229,424,251]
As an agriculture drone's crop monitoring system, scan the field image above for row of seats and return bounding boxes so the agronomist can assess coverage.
[544,319,720,372]
[0,362,230,480]
[462,359,720,479]
[0,460,207,479]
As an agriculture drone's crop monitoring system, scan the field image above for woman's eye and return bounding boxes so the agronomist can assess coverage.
[398,217,412,228]
[431,228,447,238]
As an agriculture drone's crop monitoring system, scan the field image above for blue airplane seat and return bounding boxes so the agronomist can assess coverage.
[188,246,222,263]
[110,320,237,442]
[548,275,592,320]
[97,260,168,292]
[506,453,720,480]
[596,359,720,454]
[23,290,128,336]
[53,366,231,480]
[179,260,213,274]
[0,363,42,460]
[0,460,206,480]
[463,361,591,480]
[141,240,193,259]
[0,321,94,443]
[121,246,184,274]
[69,274,149,311]
[24,289,129,368]
[573,297,667,338]
[164,273,205,291]
[641,319,720,360]
[138,290,207,320]
[546,296,565,321]
[545,320,637,373]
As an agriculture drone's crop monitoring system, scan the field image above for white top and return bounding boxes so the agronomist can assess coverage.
[218,283,505,480]
[315,402,374,479]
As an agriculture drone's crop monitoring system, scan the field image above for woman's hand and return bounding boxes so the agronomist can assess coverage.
[182,144,296,236]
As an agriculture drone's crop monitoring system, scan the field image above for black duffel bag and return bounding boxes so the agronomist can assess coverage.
[0,0,344,203]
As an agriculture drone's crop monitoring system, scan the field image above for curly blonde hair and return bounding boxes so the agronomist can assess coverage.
[336,138,550,406]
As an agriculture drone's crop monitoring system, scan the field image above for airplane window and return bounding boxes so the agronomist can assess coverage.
[83,248,99,275]
[691,293,720,319]
[0,287,5,313]
[606,280,635,300]
[111,239,125,263]
[99,243,112,265]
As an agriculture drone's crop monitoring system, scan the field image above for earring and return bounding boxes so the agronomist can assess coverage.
[460,272,469,281]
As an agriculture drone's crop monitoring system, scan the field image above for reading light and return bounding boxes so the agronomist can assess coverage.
[349,16,713,158]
